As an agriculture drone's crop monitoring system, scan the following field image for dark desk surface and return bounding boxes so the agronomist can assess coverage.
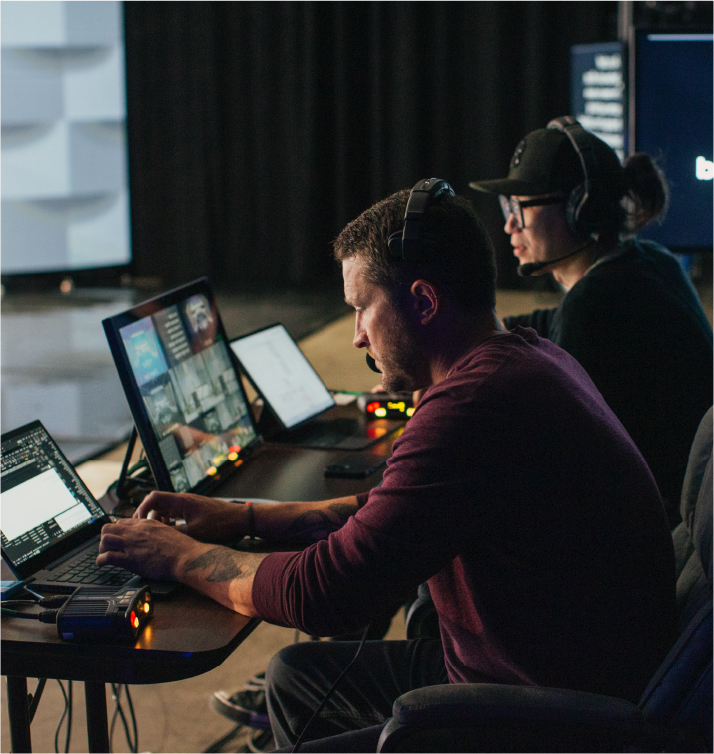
[2,427,398,685]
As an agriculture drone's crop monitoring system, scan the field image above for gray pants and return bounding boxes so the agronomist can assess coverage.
[266,638,447,750]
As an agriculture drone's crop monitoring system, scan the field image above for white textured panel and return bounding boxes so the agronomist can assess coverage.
[65,1,121,46]
[0,1,66,47]
[63,45,126,120]
[67,190,131,268]
[0,199,69,273]
[1,49,63,125]
[68,121,126,194]
[1,120,70,198]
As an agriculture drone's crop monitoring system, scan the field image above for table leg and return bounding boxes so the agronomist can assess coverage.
[6,676,32,753]
[84,681,109,753]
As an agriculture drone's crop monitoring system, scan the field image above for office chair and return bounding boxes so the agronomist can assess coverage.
[378,406,713,753]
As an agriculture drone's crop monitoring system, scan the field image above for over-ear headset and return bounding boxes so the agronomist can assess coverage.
[546,116,601,239]
[388,178,455,260]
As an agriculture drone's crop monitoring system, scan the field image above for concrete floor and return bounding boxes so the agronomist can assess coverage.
[2,283,711,753]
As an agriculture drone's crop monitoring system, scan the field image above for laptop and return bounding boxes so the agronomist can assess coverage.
[230,323,402,450]
[102,278,263,495]
[1,420,150,594]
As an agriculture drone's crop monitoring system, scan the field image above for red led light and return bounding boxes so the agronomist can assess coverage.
[130,610,136,625]
[366,402,380,413]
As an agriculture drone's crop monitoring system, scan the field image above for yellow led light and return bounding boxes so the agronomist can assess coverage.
[406,407,415,417]
[207,466,217,476]
[375,407,387,417]
[143,603,150,613]
[133,616,139,629]
[227,452,238,461]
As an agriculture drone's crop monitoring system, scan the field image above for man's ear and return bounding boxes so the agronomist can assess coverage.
[409,280,439,325]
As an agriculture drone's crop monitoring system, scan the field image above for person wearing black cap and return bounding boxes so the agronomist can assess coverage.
[470,117,712,528]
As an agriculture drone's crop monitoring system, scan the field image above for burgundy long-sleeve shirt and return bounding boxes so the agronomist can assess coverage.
[253,328,676,702]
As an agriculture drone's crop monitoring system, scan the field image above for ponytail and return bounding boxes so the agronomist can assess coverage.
[621,153,670,235]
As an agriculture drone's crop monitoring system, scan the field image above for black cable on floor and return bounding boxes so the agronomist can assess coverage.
[54,680,72,754]
[110,684,138,753]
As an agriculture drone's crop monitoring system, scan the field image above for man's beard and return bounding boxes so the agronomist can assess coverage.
[375,309,423,393]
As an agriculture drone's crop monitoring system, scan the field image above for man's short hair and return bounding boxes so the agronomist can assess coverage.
[333,189,496,313]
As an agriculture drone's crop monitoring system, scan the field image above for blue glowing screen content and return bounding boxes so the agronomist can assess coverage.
[635,32,713,250]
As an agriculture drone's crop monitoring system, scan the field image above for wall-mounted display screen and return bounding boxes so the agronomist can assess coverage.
[632,31,713,251]
[1,0,132,274]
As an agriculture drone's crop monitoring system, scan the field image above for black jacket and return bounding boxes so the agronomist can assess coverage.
[504,240,713,527]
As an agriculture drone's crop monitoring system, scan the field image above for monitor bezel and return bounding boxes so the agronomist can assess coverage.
[102,277,261,494]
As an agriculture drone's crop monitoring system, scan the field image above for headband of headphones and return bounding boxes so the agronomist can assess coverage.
[388,178,455,260]
[546,116,598,236]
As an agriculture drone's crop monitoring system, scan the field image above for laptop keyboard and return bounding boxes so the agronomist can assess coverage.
[51,548,134,587]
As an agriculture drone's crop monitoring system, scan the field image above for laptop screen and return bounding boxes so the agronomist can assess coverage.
[103,278,259,493]
[230,323,335,429]
[1,421,106,572]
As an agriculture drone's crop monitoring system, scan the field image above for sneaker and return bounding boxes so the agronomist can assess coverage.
[211,678,271,729]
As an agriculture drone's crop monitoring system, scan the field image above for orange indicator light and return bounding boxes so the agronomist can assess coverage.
[143,602,150,613]
[133,616,140,629]
[227,452,239,461]
[207,466,217,476]
[233,459,244,468]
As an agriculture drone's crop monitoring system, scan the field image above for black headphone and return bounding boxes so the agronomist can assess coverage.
[388,178,455,260]
[546,116,601,240]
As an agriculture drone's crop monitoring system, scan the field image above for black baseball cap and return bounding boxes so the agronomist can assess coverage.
[469,124,623,197]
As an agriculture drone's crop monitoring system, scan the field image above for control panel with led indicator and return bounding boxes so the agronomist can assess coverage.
[357,393,415,420]
[56,583,153,642]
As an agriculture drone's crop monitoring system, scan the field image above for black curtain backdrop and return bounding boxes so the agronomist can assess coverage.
[123,1,617,291]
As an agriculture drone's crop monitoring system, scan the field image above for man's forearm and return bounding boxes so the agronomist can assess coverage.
[175,495,361,615]
[251,496,360,544]
[176,542,267,615]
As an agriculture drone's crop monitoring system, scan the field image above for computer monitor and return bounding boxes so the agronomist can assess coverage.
[102,278,259,494]
[630,30,713,252]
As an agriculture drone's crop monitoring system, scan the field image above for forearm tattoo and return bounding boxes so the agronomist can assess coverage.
[282,503,358,543]
[185,547,260,582]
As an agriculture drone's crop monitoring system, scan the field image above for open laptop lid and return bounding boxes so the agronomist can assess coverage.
[102,278,260,494]
[1,420,111,582]
[230,323,336,431]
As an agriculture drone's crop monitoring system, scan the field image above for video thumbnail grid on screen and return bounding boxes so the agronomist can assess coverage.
[119,294,256,492]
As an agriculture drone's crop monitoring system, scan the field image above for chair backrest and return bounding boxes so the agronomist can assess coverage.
[638,407,713,751]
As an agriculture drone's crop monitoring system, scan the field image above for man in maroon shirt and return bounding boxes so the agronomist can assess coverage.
[98,184,675,751]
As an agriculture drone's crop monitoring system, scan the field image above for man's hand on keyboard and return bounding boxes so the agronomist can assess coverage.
[96,516,194,582]
[133,491,246,543]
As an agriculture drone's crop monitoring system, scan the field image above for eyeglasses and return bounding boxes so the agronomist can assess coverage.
[499,195,565,229]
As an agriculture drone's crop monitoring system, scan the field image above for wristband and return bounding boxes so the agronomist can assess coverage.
[245,502,256,540]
